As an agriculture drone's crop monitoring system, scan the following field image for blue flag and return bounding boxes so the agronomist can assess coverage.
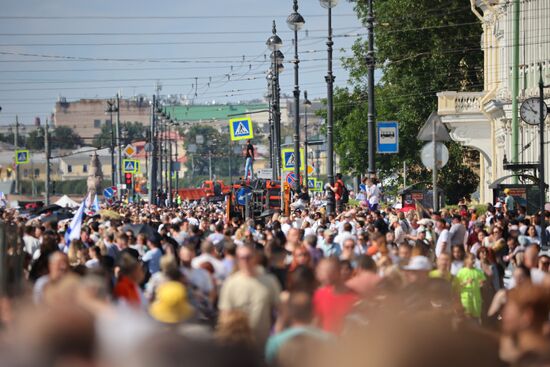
[93,194,100,213]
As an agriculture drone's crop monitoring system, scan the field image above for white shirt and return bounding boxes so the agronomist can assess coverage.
[23,234,40,256]
[436,229,450,258]
[367,184,381,205]
[192,253,226,280]
[181,266,214,294]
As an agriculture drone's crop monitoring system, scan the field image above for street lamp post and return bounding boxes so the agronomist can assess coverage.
[319,0,338,214]
[288,0,305,190]
[303,91,312,193]
[366,0,377,178]
[267,21,284,181]
[538,65,548,249]
[105,100,117,187]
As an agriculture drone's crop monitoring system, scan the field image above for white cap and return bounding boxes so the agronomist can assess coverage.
[402,256,433,271]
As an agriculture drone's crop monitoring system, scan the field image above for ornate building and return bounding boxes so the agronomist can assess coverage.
[437,0,550,203]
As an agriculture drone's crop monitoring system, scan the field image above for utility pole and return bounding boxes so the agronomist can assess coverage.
[538,65,547,249]
[45,118,50,205]
[115,93,122,199]
[175,131,179,197]
[325,4,336,214]
[167,122,172,206]
[14,115,20,194]
[208,150,213,181]
[288,0,304,190]
[148,95,157,205]
[511,0,520,177]
[366,0,377,178]
[106,100,116,186]
[304,91,311,193]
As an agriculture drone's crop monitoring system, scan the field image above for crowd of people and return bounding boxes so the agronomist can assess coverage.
[0,182,550,367]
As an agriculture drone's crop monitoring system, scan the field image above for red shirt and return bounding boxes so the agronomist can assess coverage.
[114,275,141,307]
[334,180,344,200]
[313,285,358,333]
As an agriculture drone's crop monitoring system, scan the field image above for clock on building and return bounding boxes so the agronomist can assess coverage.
[520,97,548,126]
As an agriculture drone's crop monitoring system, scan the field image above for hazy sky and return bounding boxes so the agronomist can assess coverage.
[0,0,365,125]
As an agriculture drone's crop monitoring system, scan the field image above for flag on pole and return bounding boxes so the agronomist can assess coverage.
[64,194,88,247]
[92,194,100,213]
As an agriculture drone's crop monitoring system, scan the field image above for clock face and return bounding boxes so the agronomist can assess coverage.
[520,97,548,125]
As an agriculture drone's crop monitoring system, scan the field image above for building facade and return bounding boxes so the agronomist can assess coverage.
[438,0,550,203]
[53,97,151,138]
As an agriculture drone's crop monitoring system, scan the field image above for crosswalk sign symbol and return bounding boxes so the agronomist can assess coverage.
[281,148,305,171]
[15,150,29,165]
[308,178,316,189]
[229,117,254,141]
[123,159,137,173]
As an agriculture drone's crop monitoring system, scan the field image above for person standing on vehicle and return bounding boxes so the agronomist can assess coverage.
[244,139,255,180]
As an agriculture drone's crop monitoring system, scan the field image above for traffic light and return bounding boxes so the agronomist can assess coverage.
[125,173,133,189]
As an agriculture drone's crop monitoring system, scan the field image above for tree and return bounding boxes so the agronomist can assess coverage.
[93,122,146,149]
[326,0,483,203]
[180,125,244,179]
[51,126,83,149]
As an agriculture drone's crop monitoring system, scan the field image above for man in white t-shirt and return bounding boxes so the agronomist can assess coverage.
[435,219,450,258]
[365,178,381,211]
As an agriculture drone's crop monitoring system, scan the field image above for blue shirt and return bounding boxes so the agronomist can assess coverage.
[265,326,330,363]
[142,247,162,274]
[318,241,342,258]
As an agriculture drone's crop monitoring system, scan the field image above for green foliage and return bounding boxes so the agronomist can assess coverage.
[0,126,82,150]
[93,122,146,149]
[324,0,482,204]
[180,125,245,179]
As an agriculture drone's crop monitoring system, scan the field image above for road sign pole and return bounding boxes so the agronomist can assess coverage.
[115,93,122,199]
[14,115,20,194]
[45,119,50,206]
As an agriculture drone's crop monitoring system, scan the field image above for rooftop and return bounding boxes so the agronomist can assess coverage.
[164,103,268,122]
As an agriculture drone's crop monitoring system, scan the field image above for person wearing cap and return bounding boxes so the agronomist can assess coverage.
[401,255,433,284]
[503,188,516,216]
[453,253,486,320]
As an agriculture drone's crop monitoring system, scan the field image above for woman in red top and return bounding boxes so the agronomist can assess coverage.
[114,252,145,308]
[313,257,358,334]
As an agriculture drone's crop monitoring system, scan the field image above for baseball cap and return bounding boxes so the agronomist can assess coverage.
[402,256,433,271]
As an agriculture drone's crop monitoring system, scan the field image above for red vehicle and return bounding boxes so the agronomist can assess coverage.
[176,180,231,201]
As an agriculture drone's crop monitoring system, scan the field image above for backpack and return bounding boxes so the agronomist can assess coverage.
[340,181,349,203]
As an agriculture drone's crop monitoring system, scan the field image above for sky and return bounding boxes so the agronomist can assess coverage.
[0,0,365,125]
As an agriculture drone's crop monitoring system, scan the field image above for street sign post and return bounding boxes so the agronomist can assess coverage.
[123,159,137,173]
[281,148,305,171]
[15,150,29,164]
[103,187,114,198]
[236,187,252,206]
[123,144,137,157]
[229,117,254,141]
[307,178,317,191]
[377,121,399,153]
[286,172,297,186]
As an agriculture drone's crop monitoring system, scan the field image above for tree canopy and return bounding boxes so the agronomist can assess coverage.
[327,0,483,203]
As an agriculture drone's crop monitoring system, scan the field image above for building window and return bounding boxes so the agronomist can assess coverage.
[67,165,72,173]
[94,119,101,128]
[83,164,88,173]
[34,169,40,177]
[106,119,112,127]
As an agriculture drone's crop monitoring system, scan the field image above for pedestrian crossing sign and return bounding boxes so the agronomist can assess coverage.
[123,159,137,173]
[229,117,254,141]
[15,150,29,164]
[281,148,305,171]
[307,178,317,190]
[316,181,323,192]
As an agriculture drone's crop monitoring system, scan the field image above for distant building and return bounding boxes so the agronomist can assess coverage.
[53,97,151,138]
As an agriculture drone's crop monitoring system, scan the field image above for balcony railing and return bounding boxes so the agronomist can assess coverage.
[437,91,486,115]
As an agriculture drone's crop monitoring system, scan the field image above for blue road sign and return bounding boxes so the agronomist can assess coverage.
[377,121,399,154]
[229,117,254,141]
[236,187,252,206]
[123,159,137,173]
[307,178,316,189]
[15,150,29,164]
[359,184,367,192]
[103,187,114,199]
